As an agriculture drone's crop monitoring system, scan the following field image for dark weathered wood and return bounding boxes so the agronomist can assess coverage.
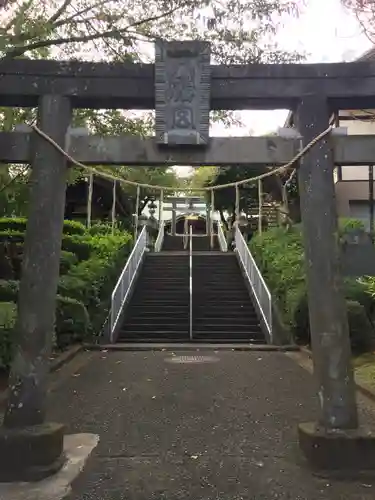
[295,94,358,430]
[3,58,375,109]
[3,132,375,166]
[3,95,71,429]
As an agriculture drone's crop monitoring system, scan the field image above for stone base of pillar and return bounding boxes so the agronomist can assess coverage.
[299,421,375,477]
[0,422,65,482]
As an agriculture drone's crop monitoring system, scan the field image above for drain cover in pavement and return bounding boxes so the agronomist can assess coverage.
[165,355,220,364]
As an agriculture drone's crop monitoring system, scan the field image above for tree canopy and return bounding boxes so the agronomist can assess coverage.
[0,0,302,64]
[189,162,301,227]
[0,0,303,220]
[342,0,375,42]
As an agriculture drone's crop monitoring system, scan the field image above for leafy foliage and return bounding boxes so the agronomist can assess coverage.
[0,0,303,215]
[0,302,16,369]
[342,0,375,43]
[57,231,133,333]
[0,216,86,234]
[0,218,133,364]
[190,165,284,226]
[55,295,90,348]
[0,0,302,65]
[250,222,375,351]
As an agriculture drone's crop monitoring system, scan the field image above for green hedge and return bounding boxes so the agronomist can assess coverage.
[0,280,18,302]
[249,223,375,351]
[88,223,114,236]
[4,250,77,279]
[0,229,133,366]
[58,233,133,332]
[55,295,90,348]
[0,302,16,369]
[61,235,94,261]
[0,217,86,235]
[60,251,78,274]
[0,231,94,261]
[0,294,90,365]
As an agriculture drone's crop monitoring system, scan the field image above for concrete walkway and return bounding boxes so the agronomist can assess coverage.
[44,349,375,499]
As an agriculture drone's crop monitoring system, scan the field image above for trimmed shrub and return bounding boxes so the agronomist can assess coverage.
[338,218,366,236]
[60,251,78,274]
[61,220,86,235]
[89,233,133,258]
[55,295,90,348]
[250,222,375,350]
[58,274,95,306]
[347,300,375,352]
[0,231,93,261]
[0,218,27,232]
[0,228,133,355]
[0,230,24,244]
[0,302,16,369]
[0,294,89,358]
[57,252,120,305]
[0,245,14,280]
[88,223,113,236]
[3,250,78,280]
[0,280,18,302]
[57,232,132,333]
[62,235,94,261]
[0,217,86,235]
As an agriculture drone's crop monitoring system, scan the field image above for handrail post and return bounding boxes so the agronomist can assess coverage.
[189,224,193,341]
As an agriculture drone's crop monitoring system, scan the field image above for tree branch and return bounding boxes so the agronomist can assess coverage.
[47,0,74,25]
[53,0,111,29]
[1,4,185,60]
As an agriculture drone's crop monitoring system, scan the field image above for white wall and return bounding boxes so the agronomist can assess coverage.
[338,111,375,180]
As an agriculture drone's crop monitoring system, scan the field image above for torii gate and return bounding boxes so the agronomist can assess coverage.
[0,40,375,480]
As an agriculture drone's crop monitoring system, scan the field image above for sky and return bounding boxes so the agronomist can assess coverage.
[175,0,371,178]
[211,0,371,138]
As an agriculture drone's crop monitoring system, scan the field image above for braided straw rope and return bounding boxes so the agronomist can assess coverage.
[30,124,333,193]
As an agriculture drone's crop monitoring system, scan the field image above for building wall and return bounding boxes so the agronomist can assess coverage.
[336,181,375,214]
[335,111,375,225]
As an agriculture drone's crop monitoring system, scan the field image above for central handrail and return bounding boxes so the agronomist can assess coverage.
[189,224,193,340]
[183,218,189,249]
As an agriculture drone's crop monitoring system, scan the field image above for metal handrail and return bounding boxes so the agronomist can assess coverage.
[189,224,193,341]
[110,226,148,341]
[154,221,165,252]
[217,221,228,252]
[183,218,189,249]
[235,225,272,340]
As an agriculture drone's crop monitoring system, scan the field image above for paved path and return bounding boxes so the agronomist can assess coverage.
[47,349,375,500]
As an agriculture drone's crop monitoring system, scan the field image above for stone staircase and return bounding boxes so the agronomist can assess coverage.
[118,254,189,342]
[192,253,264,342]
[118,252,264,343]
